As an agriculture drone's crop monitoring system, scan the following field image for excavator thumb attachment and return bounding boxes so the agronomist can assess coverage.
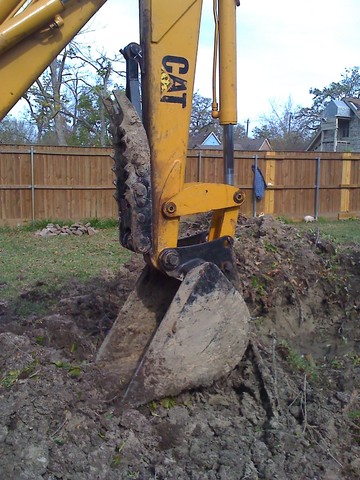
[97,262,250,407]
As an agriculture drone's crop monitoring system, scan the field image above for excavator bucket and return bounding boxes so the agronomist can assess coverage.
[97,262,250,407]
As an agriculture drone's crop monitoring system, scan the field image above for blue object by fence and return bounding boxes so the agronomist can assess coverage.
[252,165,267,200]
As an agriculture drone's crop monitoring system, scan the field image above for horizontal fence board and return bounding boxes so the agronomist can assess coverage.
[0,145,359,225]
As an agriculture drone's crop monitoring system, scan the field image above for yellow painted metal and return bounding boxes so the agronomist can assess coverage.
[218,0,237,124]
[140,0,203,263]
[0,0,106,120]
[0,0,65,55]
[0,1,21,24]
[211,0,219,119]
[140,0,243,268]
[208,207,239,241]
[162,183,243,217]
[151,0,199,43]
[5,1,40,22]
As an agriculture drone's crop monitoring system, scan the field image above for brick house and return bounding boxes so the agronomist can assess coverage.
[307,97,360,152]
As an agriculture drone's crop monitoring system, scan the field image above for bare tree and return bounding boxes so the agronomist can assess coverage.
[253,97,310,151]
[22,43,124,146]
[0,115,36,144]
[190,93,214,135]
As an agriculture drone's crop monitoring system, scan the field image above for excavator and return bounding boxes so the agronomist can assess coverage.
[0,0,250,406]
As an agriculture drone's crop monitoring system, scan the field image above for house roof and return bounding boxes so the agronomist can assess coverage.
[324,100,351,118]
[344,97,360,118]
[234,137,272,151]
[306,130,321,151]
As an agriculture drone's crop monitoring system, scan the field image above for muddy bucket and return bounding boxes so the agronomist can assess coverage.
[97,262,250,407]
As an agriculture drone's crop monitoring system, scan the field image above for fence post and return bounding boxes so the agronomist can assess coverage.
[314,156,321,220]
[264,152,276,215]
[30,145,35,223]
[253,155,258,217]
[339,153,352,218]
[198,150,202,182]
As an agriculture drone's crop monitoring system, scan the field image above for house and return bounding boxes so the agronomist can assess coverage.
[307,97,360,152]
[234,137,272,151]
[189,127,272,151]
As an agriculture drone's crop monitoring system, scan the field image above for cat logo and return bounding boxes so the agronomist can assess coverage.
[160,55,189,108]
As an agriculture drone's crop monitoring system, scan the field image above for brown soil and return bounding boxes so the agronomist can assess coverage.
[0,216,359,479]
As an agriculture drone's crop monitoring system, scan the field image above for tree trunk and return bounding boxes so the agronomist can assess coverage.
[99,64,111,146]
[50,58,67,145]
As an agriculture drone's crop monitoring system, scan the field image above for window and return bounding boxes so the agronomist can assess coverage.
[339,119,350,138]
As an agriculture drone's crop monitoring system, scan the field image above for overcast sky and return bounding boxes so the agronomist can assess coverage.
[13,0,360,134]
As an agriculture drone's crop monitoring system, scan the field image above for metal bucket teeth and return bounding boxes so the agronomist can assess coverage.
[105,91,152,254]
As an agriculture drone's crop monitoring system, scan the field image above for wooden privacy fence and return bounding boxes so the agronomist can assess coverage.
[186,150,360,220]
[0,145,117,225]
[0,145,359,225]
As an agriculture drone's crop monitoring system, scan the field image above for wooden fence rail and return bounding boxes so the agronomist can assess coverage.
[1,145,359,225]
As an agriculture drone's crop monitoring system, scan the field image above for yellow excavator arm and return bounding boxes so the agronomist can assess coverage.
[0,0,106,120]
[0,0,250,406]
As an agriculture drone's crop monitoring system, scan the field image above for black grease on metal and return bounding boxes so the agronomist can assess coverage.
[177,231,208,247]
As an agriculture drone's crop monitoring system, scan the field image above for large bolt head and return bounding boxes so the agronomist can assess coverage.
[160,250,180,271]
[233,190,245,204]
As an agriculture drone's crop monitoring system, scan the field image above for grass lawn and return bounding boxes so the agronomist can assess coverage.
[0,223,131,316]
[0,218,359,318]
[294,218,360,244]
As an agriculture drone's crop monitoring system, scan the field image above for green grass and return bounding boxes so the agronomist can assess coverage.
[1,218,358,319]
[293,218,360,244]
[0,225,130,317]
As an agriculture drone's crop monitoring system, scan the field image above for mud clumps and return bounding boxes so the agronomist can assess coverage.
[0,216,359,479]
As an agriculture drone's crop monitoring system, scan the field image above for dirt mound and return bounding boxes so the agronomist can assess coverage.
[235,216,359,358]
[0,217,359,479]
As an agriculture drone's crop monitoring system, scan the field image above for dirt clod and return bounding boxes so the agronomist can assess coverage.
[0,216,359,479]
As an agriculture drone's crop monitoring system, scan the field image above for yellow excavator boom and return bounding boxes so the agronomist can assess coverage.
[0,0,106,120]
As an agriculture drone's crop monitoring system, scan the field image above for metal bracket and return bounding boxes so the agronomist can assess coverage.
[159,236,238,283]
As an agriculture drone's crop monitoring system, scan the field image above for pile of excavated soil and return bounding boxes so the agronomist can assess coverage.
[0,216,359,479]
